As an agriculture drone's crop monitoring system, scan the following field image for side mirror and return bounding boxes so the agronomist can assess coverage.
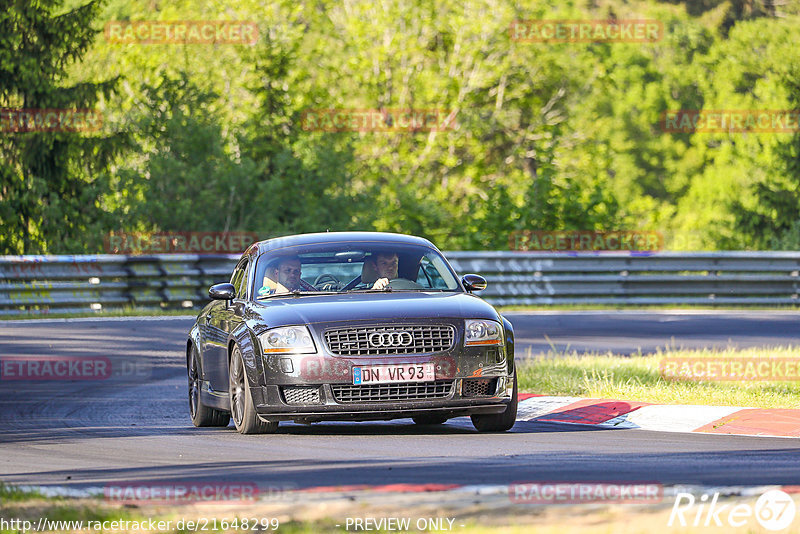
[462,274,487,292]
[209,283,236,300]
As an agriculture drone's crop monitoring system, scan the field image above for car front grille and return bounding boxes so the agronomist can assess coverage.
[281,386,322,405]
[324,325,455,356]
[331,380,454,403]
[462,378,497,398]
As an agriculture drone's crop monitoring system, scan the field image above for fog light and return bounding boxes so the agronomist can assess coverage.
[487,348,503,364]
[280,358,294,373]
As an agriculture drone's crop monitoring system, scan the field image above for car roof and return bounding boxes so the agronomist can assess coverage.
[248,231,437,256]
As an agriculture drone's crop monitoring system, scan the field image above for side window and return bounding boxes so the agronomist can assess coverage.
[230,259,249,299]
[417,256,447,289]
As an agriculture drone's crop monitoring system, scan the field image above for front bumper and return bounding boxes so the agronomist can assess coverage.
[251,376,513,423]
[251,319,514,423]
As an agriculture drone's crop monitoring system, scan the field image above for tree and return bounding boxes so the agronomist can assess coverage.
[0,0,126,254]
[236,24,364,236]
[114,72,261,234]
[114,26,363,239]
[732,63,800,249]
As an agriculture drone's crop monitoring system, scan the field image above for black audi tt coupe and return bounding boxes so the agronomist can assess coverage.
[186,231,517,434]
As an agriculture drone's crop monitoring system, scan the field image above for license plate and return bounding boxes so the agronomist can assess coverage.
[353,363,435,385]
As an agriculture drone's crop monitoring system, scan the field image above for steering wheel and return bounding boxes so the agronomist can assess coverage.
[313,273,341,290]
[387,278,425,290]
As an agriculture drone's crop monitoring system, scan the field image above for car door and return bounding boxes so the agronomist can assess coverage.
[205,258,250,393]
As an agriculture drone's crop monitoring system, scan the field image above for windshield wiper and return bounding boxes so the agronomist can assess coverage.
[345,287,393,293]
[379,288,455,292]
[256,290,340,300]
[416,288,456,292]
[344,287,455,293]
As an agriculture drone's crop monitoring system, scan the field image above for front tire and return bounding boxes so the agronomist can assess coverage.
[470,375,518,432]
[188,345,230,427]
[229,345,278,434]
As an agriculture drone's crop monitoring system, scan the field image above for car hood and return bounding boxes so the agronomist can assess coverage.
[247,291,500,327]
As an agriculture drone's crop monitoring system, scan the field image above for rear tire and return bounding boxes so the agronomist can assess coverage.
[188,345,230,427]
[470,375,518,432]
[412,415,449,425]
[229,345,278,434]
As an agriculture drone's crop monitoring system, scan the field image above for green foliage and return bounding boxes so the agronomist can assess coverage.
[0,483,42,502]
[654,0,791,33]
[0,0,127,254]
[2,0,800,253]
[114,72,261,233]
[236,29,364,235]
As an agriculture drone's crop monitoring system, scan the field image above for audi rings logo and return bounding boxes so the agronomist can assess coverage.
[368,331,414,348]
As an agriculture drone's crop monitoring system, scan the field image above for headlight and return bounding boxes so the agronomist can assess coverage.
[464,319,502,346]
[258,326,316,354]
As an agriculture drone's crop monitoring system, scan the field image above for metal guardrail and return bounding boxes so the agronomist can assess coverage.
[3,252,800,315]
[448,251,800,306]
[0,254,236,316]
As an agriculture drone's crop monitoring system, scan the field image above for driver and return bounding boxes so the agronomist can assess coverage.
[371,252,399,290]
[259,256,316,296]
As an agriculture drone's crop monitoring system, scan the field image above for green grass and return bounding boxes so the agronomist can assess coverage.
[517,346,800,408]
[0,483,43,502]
[0,485,137,534]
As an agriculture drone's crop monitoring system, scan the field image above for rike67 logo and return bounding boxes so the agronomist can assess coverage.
[669,489,796,531]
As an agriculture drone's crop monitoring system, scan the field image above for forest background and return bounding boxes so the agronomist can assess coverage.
[2,0,800,254]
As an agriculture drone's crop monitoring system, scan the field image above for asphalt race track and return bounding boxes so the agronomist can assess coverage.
[2,311,800,492]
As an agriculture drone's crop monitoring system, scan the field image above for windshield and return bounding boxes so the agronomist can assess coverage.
[252,242,460,298]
